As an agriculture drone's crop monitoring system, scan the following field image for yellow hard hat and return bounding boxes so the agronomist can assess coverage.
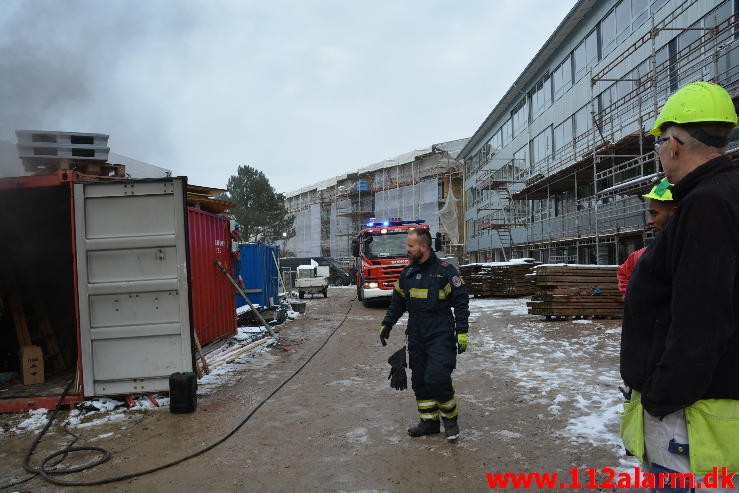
[642,177,674,201]
[650,82,737,136]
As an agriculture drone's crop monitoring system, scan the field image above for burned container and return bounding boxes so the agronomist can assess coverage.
[187,208,236,346]
[0,172,194,411]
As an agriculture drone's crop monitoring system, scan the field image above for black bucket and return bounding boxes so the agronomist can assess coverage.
[169,372,197,414]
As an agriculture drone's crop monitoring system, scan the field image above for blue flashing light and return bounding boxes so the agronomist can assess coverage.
[366,222,374,227]
[383,221,390,226]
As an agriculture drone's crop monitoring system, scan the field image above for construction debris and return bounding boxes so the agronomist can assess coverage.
[460,259,536,297]
[527,264,624,319]
[207,337,275,368]
[186,184,234,214]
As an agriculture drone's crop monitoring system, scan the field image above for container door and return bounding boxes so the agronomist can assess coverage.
[74,178,192,396]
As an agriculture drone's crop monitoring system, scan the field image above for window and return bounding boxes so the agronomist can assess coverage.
[631,0,648,30]
[511,98,528,138]
[574,104,591,138]
[529,76,552,120]
[600,8,617,57]
[574,28,599,81]
[492,128,502,151]
[501,118,513,147]
[616,0,631,44]
[552,54,573,100]
[553,116,573,156]
[652,0,669,14]
[531,126,553,170]
[514,145,528,177]
[668,38,678,91]
[678,21,701,51]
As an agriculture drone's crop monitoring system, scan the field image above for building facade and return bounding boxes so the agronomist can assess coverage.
[284,139,466,258]
[459,0,738,264]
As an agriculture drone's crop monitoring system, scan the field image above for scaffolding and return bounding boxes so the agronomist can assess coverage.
[472,159,527,261]
[285,142,466,258]
[503,0,739,264]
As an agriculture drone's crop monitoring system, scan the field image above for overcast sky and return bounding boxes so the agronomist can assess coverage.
[0,0,576,194]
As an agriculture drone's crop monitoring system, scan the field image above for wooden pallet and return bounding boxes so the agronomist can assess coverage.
[23,159,125,178]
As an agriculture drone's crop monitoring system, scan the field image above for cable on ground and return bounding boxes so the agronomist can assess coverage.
[2,297,355,488]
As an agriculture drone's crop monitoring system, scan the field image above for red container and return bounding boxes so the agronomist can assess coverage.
[187,208,236,346]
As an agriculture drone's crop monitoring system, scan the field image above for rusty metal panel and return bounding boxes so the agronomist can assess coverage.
[187,208,236,346]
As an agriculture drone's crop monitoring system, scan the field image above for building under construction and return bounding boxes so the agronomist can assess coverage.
[459,0,738,264]
[284,139,467,258]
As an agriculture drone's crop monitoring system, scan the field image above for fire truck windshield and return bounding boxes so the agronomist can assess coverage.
[364,232,408,259]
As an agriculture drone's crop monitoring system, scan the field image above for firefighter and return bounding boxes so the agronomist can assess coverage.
[379,228,469,442]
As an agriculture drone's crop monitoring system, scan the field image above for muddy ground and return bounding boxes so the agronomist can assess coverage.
[0,287,639,492]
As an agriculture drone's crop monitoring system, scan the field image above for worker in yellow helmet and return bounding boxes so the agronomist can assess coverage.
[616,178,677,299]
[620,82,739,484]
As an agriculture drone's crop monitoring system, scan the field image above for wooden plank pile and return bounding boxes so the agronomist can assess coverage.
[527,264,623,318]
[460,260,536,297]
[186,184,234,214]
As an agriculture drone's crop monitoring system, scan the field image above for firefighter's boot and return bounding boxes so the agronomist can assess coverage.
[408,419,440,437]
[408,399,440,437]
[442,417,460,442]
[439,397,460,442]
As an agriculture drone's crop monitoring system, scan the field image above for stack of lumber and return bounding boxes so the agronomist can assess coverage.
[460,260,536,297]
[527,264,623,318]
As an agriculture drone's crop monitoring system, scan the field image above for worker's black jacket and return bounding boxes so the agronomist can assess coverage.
[621,155,739,418]
[382,252,469,335]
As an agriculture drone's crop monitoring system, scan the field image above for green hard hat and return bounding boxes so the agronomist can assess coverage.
[643,177,674,201]
[650,82,737,136]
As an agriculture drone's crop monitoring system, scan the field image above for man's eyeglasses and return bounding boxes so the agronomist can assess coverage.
[654,135,683,152]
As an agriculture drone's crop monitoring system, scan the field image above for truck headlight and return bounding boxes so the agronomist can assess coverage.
[364,282,378,289]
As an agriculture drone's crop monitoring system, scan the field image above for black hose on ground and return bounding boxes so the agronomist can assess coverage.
[4,297,355,488]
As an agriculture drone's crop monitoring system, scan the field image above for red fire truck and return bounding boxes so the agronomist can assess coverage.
[351,218,439,305]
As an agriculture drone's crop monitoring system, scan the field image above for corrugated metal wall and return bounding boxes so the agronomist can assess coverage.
[187,208,236,346]
[237,243,280,308]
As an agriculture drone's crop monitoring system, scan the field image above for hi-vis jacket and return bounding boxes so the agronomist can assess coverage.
[381,252,469,335]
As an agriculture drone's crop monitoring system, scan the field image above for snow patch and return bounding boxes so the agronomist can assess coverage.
[345,427,369,444]
[493,429,522,440]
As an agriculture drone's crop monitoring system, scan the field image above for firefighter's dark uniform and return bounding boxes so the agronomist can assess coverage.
[381,252,469,426]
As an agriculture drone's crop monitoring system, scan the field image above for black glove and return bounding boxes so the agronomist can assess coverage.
[379,324,391,346]
[387,346,407,391]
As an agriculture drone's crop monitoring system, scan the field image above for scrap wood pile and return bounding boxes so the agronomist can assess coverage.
[527,264,624,318]
[459,259,536,297]
[199,333,276,373]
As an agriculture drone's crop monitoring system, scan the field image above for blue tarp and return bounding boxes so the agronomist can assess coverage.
[236,243,280,308]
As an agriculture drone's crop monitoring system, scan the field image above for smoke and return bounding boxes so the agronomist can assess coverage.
[0,42,90,138]
[0,0,196,162]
